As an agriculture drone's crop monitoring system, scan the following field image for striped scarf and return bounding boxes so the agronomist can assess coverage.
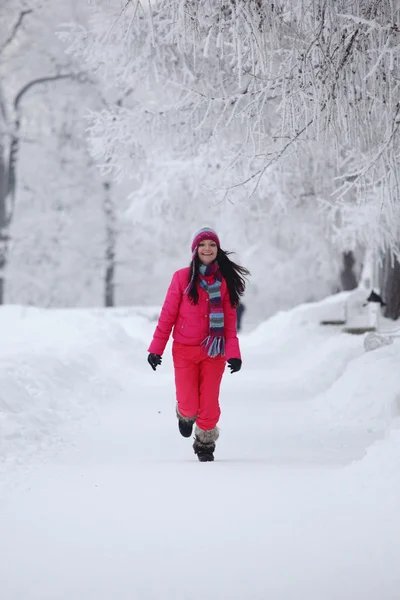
[199,262,225,358]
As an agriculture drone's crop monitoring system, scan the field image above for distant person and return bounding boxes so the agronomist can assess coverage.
[236,301,246,332]
[147,227,250,462]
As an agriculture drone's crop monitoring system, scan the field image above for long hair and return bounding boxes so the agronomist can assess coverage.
[187,249,250,307]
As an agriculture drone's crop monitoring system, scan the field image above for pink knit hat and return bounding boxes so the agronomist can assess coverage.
[185,227,221,294]
[191,227,221,255]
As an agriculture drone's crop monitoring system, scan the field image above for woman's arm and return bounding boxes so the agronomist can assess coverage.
[148,271,182,356]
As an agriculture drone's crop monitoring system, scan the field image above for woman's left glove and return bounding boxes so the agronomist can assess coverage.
[227,358,242,374]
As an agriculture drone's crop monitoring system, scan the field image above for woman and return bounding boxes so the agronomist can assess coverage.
[147,227,250,462]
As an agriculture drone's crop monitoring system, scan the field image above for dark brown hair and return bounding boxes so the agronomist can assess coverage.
[187,249,250,307]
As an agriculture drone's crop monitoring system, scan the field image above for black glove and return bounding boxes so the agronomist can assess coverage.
[227,358,242,374]
[148,353,162,371]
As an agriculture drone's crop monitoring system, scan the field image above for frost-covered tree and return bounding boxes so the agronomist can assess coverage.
[0,7,34,303]
[0,0,130,307]
[72,1,399,226]
[66,0,400,317]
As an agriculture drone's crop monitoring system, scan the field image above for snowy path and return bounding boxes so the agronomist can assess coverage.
[1,374,398,599]
[0,307,399,600]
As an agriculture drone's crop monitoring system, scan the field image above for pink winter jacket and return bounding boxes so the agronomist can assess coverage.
[148,267,241,359]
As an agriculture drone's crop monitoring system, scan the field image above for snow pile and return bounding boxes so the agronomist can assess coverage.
[245,292,400,427]
[350,426,400,485]
[0,305,154,466]
[243,292,361,400]
[318,342,400,430]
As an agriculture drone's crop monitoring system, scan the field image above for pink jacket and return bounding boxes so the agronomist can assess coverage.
[148,267,241,359]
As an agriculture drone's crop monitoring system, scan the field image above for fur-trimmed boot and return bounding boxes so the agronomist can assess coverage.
[193,425,219,462]
[176,406,197,438]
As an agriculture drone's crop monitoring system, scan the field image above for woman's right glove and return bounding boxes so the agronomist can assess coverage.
[148,353,162,371]
[227,358,242,374]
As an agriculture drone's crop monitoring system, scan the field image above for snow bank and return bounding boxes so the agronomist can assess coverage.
[243,292,400,455]
[317,342,400,429]
[0,305,155,467]
[242,292,362,400]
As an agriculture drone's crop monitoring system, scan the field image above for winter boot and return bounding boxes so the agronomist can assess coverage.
[176,406,196,438]
[193,425,219,462]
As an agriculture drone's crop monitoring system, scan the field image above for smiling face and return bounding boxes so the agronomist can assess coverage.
[197,239,218,265]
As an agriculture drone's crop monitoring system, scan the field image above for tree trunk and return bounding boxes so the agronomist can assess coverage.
[0,186,6,305]
[103,182,116,307]
[381,250,400,320]
[0,88,10,305]
[339,251,358,291]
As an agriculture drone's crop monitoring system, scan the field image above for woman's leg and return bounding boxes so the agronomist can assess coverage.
[196,355,225,431]
[172,342,201,419]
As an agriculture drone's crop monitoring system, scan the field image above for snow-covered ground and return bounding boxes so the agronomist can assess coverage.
[0,296,399,600]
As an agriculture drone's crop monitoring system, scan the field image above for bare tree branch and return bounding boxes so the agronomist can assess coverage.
[0,9,33,57]
[14,73,81,110]
[5,72,84,230]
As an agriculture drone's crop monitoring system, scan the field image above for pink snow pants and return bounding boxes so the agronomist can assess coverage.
[172,342,226,430]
